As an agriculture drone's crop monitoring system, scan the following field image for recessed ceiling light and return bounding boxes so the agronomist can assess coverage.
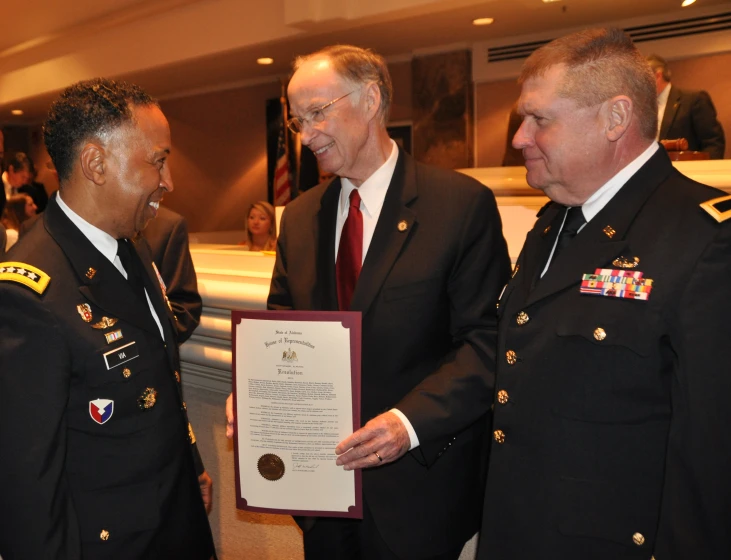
[472,17,494,26]
[11,109,23,116]
[681,0,696,6]
[257,57,274,65]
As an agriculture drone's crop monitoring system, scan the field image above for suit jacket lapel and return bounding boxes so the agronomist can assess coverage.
[350,149,416,316]
[44,195,161,335]
[659,85,681,140]
[316,178,341,311]
[525,148,674,307]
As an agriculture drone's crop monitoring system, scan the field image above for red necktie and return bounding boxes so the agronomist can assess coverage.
[336,189,363,310]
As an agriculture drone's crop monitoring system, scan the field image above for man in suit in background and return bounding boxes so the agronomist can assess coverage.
[18,153,50,213]
[0,78,215,560]
[647,53,725,159]
[1,151,32,208]
[227,45,510,559]
[479,28,731,560]
[140,205,202,343]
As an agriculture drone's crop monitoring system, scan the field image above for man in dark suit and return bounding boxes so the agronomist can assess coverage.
[227,45,510,559]
[0,78,215,560]
[140,206,202,343]
[647,53,725,159]
[478,28,731,560]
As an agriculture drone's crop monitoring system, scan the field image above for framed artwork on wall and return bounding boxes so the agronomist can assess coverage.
[387,122,412,154]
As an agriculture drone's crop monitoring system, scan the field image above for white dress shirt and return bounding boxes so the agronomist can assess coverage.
[333,140,420,449]
[541,142,659,276]
[56,193,164,339]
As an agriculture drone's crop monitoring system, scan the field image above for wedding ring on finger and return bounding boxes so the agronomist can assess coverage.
[374,451,383,463]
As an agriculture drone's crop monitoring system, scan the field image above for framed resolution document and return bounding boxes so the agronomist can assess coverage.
[231,310,362,518]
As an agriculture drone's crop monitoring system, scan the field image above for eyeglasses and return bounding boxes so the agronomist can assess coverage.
[287,90,357,134]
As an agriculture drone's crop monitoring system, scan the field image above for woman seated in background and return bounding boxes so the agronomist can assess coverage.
[240,201,277,251]
[1,194,37,252]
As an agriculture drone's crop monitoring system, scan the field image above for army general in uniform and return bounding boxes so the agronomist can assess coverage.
[0,79,215,559]
[478,29,731,559]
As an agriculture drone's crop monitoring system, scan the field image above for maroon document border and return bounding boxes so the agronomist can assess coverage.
[231,309,363,519]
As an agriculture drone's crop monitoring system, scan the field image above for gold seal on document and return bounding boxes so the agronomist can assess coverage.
[258,454,285,481]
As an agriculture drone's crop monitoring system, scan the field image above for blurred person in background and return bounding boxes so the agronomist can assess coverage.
[239,200,276,251]
[140,205,202,343]
[1,193,37,251]
[647,53,725,159]
[2,152,32,203]
[18,154,50,213]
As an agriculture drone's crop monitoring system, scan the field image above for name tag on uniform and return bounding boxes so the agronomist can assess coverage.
[103,341,139,370]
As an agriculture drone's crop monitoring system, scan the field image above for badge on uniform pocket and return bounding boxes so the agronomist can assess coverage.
[103,341,139,370]
[89,398,114,425]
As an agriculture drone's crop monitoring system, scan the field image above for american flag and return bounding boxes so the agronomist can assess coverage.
[273,98,292,206]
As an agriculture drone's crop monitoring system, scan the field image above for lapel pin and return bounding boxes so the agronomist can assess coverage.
[603,225,616,239]
[92,317,119,329]
[76,303,93,323]
[542,225,551,236]
[397,220,408,232]
[612,256,640,269]
[86,267,97,279]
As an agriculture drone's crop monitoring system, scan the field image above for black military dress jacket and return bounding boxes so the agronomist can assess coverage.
[479,148,731,559]
[0,195,214,560]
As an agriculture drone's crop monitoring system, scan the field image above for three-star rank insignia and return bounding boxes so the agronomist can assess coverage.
[0,262,51,294]
[77,303,93,323]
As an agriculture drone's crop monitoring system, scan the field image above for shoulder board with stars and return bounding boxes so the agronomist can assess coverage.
[700,194,731,223]
[0,262,51,295]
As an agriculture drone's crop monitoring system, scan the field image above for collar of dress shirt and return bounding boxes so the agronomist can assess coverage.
[338,139,399,219]
[56,192,119,266]
[580,141,659,226]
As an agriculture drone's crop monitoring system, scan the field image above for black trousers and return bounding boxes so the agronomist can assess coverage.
[297,501,465,560]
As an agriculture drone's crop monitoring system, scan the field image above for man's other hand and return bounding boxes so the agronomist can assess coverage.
[335,411,410,470]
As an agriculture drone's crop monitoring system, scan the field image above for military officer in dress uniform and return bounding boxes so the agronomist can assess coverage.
[0,79,215,560]
[478,28,731,559]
